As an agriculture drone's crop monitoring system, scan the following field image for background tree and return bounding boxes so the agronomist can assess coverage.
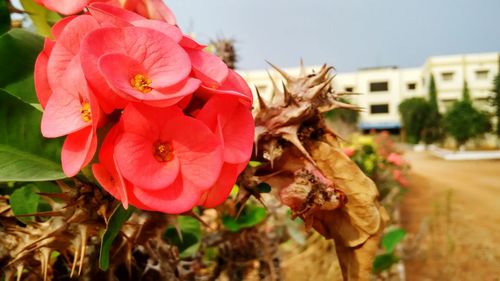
[398,97,432,144]
[422,74,442,144]
[444,81,491,148]
[491,53,500,136]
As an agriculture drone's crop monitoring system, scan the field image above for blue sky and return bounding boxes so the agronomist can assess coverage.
[167,0,500,71]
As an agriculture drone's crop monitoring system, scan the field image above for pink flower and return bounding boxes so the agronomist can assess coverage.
[94,104,224,213]
[392,170,409,187]
[119,0,177,24]
[196,96,254,207]
[33,0,92,15]
[41,58,100,176]
[36,3,255,212]
[342,147,355,158]
[387,152,404,167]
[80,25,198,110]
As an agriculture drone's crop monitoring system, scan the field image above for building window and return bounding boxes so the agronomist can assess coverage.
[475,70,489,80]
[441,72,454,81]
[345,87,354,93]
[370,104,389,114]
[369,81,389,92]
[407,83,416,90]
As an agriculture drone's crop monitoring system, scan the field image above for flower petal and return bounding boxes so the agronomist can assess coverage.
[98,52,198,105]
[93,122,129,208]
[199,163,240,208]
[42,0,89,15]
[61,126,97,177]
[186,48,228,87]
[115,132,181,190]
[88,2,144,27]
[131,19,182,42]
[132,176,202,214]
[34,39,54,109]
[161,116,224,190]
[197,96,254,164]
[47,15,100,92]
[197,69,253,106]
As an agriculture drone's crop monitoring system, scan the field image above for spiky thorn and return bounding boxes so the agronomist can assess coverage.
[282,82,298,106]
[266,70,282,103]
[77,225,87,276]
[167,215,183,243]
[299,58,306,77]
[307,75,334,100]
[39,247,51,281]
[70,245,79,278]
[182,210,211,229]
[16,264,24,281]
[266,60,293,82]
[309,64,334,86]
[255,87,268,110]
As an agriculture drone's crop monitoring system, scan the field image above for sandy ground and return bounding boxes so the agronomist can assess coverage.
[401,151,500,281]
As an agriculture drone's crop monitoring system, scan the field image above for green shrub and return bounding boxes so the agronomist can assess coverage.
[398,97,431,144]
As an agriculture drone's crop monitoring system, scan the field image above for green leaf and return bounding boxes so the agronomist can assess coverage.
[20,0,61,37]
[99,205,136,271]
[163,216,201,258]
[0,0,10,35]
[0,29,44,106]
[223,204,266,232]
[256,182,271,193]
[382,228,406,253]
[10,184,40,223]
[0,91,65,181]
[372,253,399,273]
[248,161,263,168]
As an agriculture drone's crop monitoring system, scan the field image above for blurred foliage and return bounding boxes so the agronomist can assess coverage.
[444,99,491,147]
[100,205,136,270]
[223,204,266,232]
[0,0,9,35]
[373,228,406,273]
[491,53,500,136]
[398,97,432,144]
[164,216,202,258]
[344,133,409,275]
[20,0,61,37]
[344,132,409,202]
[422,74,443,144]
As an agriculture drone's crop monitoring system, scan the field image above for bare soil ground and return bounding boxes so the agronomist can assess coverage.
[401,151,500,281]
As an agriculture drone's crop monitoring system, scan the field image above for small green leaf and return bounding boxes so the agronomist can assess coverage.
[256,182,271,193]
[0,91,65,181]
[0,0,10,35]
[248,161,263,168]
[372,253,399,273]
[20,0,61,37]
[163,216,201,258]
[0,29,44,107]
[382,228,406,253]
[99,205,136,271]
[223,204,266,232]
[10,184,40,223]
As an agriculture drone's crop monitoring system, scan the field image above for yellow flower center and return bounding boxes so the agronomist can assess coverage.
[80,102,92,123]
[153,141,174,162]
[131,74,153,94]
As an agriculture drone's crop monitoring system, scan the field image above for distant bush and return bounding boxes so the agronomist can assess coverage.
[444,100,491,147]
[398,97,431,144]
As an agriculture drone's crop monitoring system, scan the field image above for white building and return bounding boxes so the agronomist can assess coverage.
[239,52,499,130]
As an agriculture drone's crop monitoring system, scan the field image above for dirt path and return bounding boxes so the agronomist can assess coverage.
[400,151,500,281]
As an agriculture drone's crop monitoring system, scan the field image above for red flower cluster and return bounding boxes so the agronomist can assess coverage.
[35,3,254,213]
